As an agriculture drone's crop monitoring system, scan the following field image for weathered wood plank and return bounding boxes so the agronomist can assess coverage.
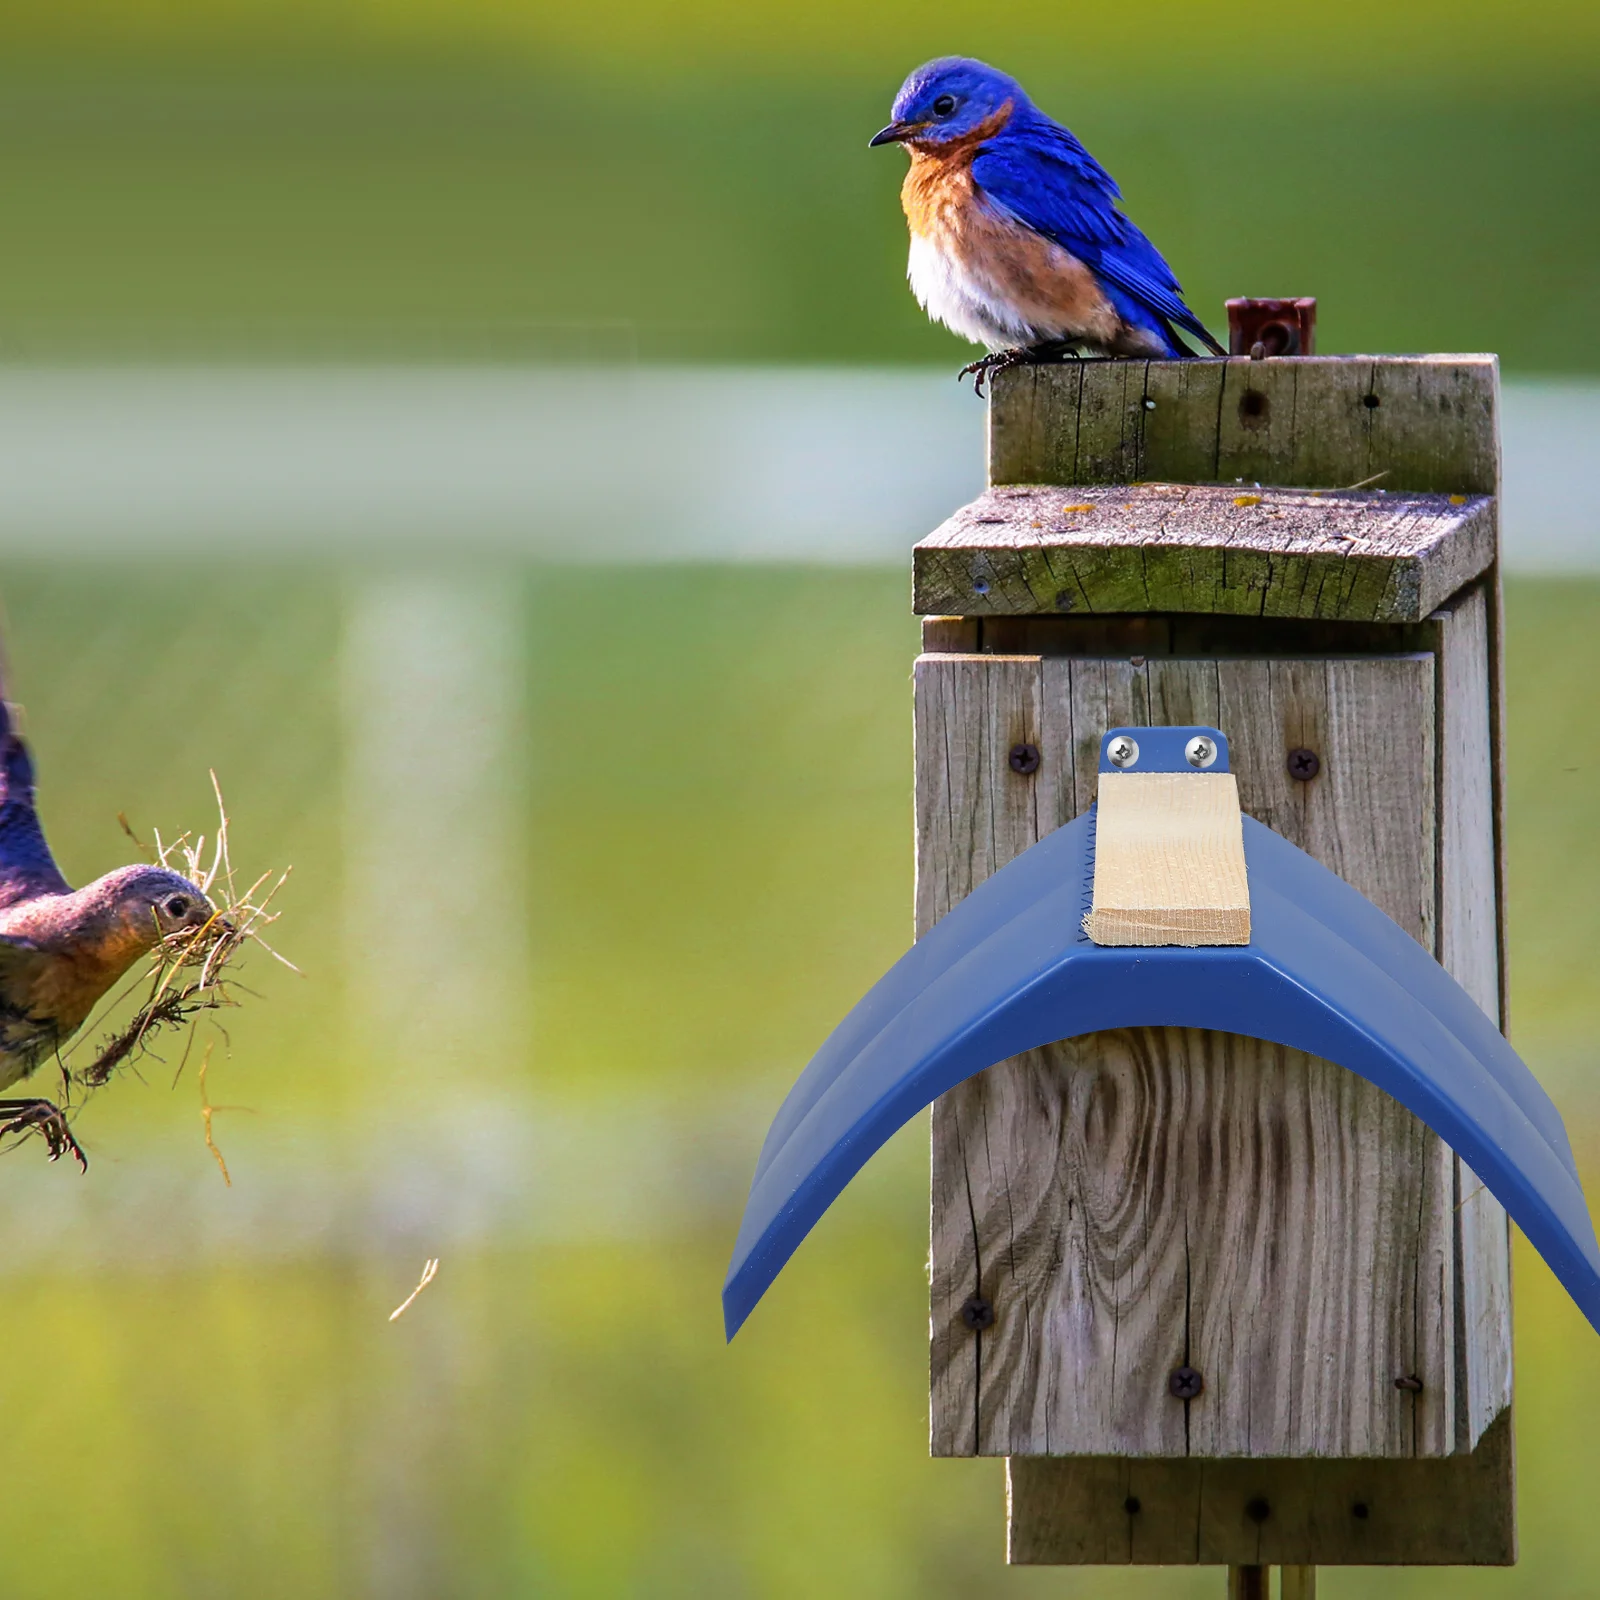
[988,356,1499,496]
[913,482,1495,622]
[924,653,1466,1459]
[1434,585,1514,1453]
[1006,1410,1515,1566]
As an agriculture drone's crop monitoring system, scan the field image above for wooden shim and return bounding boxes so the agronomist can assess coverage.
[1006,1410,1514,1566]
[988,356,1499,497]
[923,652,1467,1460]
[913,482,1496,623]
[1085,772,1251,946]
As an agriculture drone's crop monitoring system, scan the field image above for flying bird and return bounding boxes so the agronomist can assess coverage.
[0,698,217,1170]
[871,57,1224,392]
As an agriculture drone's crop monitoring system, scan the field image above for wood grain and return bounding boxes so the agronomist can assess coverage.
[1006,1410,1514,1566]
[1085,772,1250,946]
[913,482,1496,623]
[1434,585,1514,1451]
[987,356,1498,496]
[923,653,1469,1460]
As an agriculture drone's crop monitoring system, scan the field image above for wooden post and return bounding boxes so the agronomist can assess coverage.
[914,357,1514,1570]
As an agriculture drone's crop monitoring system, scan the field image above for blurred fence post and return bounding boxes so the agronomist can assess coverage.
[914,355,1515,1575]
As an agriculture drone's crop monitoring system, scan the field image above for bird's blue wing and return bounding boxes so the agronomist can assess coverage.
[973,126,1224,355]
[0,702,70,909]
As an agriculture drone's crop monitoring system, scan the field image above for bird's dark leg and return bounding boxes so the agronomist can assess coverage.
[959,341,1085,399]
[0,1099,87,1172]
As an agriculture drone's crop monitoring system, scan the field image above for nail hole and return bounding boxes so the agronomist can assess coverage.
[1124,1496,1142,1515]
[1352,1501,1370,1520]
[1238,389,1269,425]
[972,578,990,595]
[1053,589,1075,613]
[1363,393,1381,409]
[1245,1497,1271,1524]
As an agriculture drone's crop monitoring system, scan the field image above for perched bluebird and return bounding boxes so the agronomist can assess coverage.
[0,698,216,1169]
[871,58,1224,391]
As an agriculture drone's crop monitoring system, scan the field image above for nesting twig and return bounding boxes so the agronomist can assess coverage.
[389,1259,441,1322]
[68,775,295,1104]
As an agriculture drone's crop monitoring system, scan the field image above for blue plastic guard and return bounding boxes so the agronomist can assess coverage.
[724,727,1600,1341]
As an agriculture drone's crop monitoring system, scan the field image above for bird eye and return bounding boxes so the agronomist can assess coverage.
[932,94,958,117]
[163,896,191,919]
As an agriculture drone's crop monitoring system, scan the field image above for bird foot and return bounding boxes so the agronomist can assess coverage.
[0,1099,87,1172]
[958,342,1083,399]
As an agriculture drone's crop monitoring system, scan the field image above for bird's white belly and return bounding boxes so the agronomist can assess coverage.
[906,234,1033,351]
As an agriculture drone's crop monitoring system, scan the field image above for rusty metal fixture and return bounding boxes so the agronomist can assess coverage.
[1395,1374,1425,1393]
[1008,742,1041,775]
[1287,747,1322,781]
[1168,1365,1204,1400]
[1226,297,1317,357]
[961,1294,995,1330]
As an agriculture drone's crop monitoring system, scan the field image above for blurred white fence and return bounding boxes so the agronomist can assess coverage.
[0,366,1591,567]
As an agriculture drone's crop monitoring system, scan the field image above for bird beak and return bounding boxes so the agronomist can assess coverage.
[869,120,926,148]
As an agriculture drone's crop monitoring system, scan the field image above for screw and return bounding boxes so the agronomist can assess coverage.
[1287,747,1321,781]
[972,577,990,595]
[1394,1374,1424,1393]
[960,1295,995,1331]
[1009,742,1041,775]
[1107,735,1140,769]
[1249,340,1267,361]
[1168,1365,1203,1400]
[1142,397,1157,411]
[1245,1497,1271,1524]
[1184,735,1218,769]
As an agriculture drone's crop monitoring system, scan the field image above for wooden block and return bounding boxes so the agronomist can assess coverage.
[1006,1409,1515,1566]
[922,651,1475,1461]
[913,482,1495,622]
[987,356,1499,496]
[1085,771,1250,946]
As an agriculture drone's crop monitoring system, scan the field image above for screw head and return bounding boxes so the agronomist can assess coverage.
[1107,735,1140,769]
[1394,1374,1424,1393]
[960,1295,995,1331]
[1008,742,1041,775]
[1168,1365,1203,1400]
[1287,747,1321,781]
[1184,735,1218,770]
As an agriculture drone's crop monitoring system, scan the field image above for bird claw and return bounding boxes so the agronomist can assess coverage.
[958,349,1028,399]
[959,343,1083,399]
[0,1099,87,1172]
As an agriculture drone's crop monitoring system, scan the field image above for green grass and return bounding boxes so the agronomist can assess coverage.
[0,564,1594,1594]
[0,70,1594,370]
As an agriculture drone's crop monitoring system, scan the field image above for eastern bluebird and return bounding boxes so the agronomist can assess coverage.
[0,698,215,1169]
[871,57,1224,391]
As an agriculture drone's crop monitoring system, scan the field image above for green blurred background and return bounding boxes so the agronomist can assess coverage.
[0,0,1597,1593]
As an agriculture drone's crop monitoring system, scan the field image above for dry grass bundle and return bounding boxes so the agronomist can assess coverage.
[68,775,294,1102]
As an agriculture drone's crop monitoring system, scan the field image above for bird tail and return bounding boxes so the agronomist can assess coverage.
[1162,314,1227,358]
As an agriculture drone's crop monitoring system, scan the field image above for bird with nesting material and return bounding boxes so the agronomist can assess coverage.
[871,57,1224,393]
[0,698,218,1170]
